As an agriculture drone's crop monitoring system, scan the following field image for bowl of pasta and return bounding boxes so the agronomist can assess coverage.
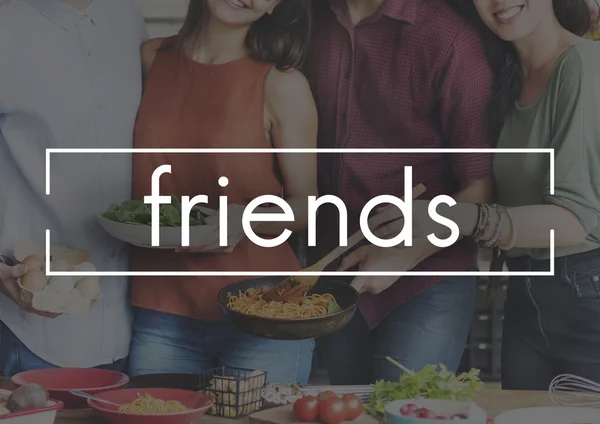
[218,276,360,340]
[11,368,129,410]
[87,388,213,424]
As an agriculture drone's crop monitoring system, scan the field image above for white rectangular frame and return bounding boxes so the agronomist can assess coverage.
[45,148,555,277]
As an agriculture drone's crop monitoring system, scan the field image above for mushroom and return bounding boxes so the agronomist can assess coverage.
[48,276,76,293]
[75,261,96,271]
[22,255,44,271]
[6,383,48,412]
[51,259,72,272]
[21,270,48,292]
[76,277,101,299]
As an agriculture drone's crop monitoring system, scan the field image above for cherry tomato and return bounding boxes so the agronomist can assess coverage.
[293,396,320,422]
[319,396,347,424]
[486,420,494,424]
[317,391,338,401]
[341,394,363,420]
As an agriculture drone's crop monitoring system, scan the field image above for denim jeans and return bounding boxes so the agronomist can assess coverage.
[0,322,127,376]
[317,275,477,384]
[128,308,315,384]
[502,249,600,390]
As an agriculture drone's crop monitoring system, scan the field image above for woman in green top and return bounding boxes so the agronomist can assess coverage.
[339,0,600,390]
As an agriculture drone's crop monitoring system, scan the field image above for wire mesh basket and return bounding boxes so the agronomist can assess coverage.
[199,366,268,418]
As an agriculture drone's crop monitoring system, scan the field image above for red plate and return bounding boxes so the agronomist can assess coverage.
[12,368,129,409]
[87,388,213,424]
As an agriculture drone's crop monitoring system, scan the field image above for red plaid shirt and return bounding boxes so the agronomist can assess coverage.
[304,0,494,329]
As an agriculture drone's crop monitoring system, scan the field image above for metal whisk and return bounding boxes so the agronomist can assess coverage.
[549,374,600,408]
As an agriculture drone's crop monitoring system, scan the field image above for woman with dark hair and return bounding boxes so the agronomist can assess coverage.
[341,0,600,390]
[126,0,318,383]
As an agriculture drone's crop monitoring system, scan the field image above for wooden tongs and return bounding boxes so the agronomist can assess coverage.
[262,184,427,302]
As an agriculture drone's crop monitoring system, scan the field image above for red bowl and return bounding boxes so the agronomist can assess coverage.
[87,388,213,424]
[11,368,129,410]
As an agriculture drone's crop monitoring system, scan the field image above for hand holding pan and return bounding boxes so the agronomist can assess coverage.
[261,184,427,303]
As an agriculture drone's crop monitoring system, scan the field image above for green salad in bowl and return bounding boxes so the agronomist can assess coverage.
[367,357,485,423]
[97,196,219,249]
[101,195,208,227]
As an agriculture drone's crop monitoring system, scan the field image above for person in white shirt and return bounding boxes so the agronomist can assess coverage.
[0,0,147,374]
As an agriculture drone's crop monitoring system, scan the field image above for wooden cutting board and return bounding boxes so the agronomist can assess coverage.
[249,405,378,424]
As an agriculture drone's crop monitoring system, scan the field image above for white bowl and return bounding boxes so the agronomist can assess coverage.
[97,207,223,249]
[385,399,488,424]
[495,407,600,424]
[0,389,63,423]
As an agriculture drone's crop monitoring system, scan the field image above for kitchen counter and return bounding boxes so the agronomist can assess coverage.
[2,377,556,423]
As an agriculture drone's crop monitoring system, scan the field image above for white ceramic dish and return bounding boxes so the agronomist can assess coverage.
[494,407,600,424]
[97,206,230,250]
[0,388,63,423]
[385,399,488,424]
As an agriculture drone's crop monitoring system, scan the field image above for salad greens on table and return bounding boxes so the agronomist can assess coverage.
[101,196,208,227]
[366,357,484,422]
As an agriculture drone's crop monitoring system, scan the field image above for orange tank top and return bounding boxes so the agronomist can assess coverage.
[130,39,301,321]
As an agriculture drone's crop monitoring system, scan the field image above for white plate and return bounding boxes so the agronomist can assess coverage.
[385,399,488,424]
[495,407,600,424]
[97,206,224,250]
[0,389,61,423]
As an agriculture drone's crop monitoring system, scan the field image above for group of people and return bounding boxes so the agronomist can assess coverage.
[0,0,599,392]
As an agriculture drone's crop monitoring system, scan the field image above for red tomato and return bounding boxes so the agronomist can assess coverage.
[319,396,348,424]
[293,396,320,422]
[341,394,363,420]
[317,391,338,401]
[486,420,494,424]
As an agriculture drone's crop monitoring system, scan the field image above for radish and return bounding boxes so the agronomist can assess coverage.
[416,408,437,419]
[400,403,419,416]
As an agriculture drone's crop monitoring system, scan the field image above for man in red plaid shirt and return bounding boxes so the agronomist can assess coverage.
[304,0,495,383]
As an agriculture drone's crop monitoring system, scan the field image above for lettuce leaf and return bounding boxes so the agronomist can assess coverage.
[365,358,484,423]
[101,195,208,227]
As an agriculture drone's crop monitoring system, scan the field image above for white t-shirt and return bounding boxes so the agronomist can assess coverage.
[0,0,148,367]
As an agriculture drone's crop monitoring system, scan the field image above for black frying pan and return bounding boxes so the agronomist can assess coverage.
[217,276,359,340]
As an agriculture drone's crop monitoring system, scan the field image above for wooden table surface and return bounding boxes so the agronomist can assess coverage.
[2,377,555,423]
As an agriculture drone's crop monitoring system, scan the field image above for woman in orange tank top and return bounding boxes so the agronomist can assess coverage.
[127,0,318,384]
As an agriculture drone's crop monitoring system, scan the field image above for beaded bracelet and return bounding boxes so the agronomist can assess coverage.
[471,204,514,250]
[484,205,504,249]
[470,204,483,238]
[481,207,499,246]
[498,208,518,250]
[475,204,497,245]
[472,204,489,242]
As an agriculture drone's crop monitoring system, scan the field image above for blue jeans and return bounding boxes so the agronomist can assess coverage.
[0,322,127,376]
[502,249,600,390]
[128,308,315,384]
[318,275,476,384]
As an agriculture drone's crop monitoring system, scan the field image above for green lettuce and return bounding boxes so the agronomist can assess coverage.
[101,196,208,227]
[365,357,484,423]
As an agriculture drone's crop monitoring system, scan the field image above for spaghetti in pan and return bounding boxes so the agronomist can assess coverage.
[226,285,341,319]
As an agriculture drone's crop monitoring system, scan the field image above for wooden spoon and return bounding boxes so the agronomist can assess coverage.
[262,184,427,302]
